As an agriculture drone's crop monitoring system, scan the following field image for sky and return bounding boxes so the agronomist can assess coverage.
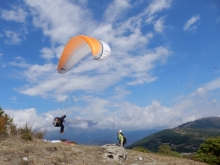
[1,0,220,132]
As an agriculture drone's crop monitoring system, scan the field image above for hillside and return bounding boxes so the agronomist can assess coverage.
[127,117,220,153]
[0,136,207,165]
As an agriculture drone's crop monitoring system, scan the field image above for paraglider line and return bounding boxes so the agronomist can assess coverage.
[95,41,104,60]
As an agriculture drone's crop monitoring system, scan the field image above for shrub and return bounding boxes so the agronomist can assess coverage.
[17,123,34,141]
[157,144,182,158]
[33,130,46,139]
[0,107,46,140]
[132,146,150,153]
[21,132,33,141]
[17,123,46,140]
[195,137,220,165]
[0,107,13,136]
[9,123,18,135]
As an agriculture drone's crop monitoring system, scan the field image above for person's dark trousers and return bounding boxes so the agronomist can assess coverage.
[60,124,64,133]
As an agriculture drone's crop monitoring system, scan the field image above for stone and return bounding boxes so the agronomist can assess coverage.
[99,144,127,162]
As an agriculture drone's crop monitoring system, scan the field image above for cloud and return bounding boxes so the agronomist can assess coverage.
[24,0,92,44]
[5,30,22,44]
[5,0,170,101]
[191,77,220,98]
[146,0,172,16]
[1,7,27,23]
[5,108,54,131]
[40,47,56,60]
[183,15,200,31]
[196,87,206,98]
[6,77,220,131]
[104,0,131,23]
[8,56,31,68]
[154,17,165,33]
[16,44,171,100]
[6,89,220,131]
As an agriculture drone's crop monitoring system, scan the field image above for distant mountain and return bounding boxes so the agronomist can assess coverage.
[44,121,160,146]
[127,117,220,153]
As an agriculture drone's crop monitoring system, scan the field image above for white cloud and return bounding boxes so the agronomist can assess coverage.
[1,7,27,23]
[104,0,131,23]
[191,77,220,98]
[146,0,172,16]
[202,77,220,91]
[196,87,206,97]
[24,0,92,44]
[6,77,220,131]
[154,17,165,33]
[8,56,31,68]
[5,108,54,131]
[40,47,56,60]
[6,90,220,131]
[7,0,171,101]
[5,30,22,44]
[16,44,171,100]
[183,15,200,31]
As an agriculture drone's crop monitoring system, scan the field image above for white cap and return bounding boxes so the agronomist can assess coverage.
[119,130,122,133]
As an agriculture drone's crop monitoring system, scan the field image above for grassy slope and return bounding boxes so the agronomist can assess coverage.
[0,136,207,165]
[127,117,220,153]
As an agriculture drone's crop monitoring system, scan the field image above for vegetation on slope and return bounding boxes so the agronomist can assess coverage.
[127,117,220,153]
[195,137,220,165]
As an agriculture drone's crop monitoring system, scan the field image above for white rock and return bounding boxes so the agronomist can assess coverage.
[100,144,127,162]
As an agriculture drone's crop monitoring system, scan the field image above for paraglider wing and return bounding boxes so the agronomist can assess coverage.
[57,35,111,74]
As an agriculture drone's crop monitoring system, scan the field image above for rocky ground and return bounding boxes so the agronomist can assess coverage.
[0,136,207,165]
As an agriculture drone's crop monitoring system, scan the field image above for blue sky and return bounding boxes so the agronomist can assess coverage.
[1,0,220,131]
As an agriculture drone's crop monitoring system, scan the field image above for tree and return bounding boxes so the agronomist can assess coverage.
[195,137,220,165]
[0,106,13,135]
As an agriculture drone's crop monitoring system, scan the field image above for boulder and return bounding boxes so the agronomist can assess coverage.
[99,144,127,162]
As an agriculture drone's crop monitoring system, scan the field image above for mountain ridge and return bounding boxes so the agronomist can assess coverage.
[127,117,220,153]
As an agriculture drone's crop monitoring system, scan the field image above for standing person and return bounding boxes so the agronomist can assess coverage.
[117,131,124,147]
[53,115,66,134]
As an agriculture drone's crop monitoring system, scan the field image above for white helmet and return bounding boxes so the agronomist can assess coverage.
[119,130,122,133]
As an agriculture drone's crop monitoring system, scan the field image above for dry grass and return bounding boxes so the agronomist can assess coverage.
[0,136,208,165]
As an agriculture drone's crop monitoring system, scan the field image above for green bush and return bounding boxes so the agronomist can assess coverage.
[18,123,46,140]
[157,144,182,158]
[195,137,220,165]
[18,123,34,141]
[21,132,33,141]
[132,146,150,153]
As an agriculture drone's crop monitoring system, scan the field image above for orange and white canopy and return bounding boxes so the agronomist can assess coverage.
[57,35,111,74]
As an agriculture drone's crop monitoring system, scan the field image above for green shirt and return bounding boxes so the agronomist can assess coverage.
[118,133,124,141]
